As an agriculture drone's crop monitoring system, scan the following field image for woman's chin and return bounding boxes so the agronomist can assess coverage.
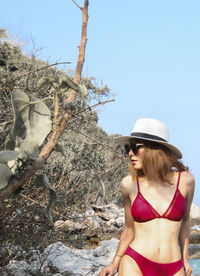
[132,163,142,170]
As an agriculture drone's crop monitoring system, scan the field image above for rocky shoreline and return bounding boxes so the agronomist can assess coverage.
[54,203,200,249]
[1,203,200,275]
[1,239,200,276]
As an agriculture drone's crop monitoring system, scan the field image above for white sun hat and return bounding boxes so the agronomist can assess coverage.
[115,118,182,159]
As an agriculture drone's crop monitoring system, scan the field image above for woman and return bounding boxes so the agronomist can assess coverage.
[99,118,195,276]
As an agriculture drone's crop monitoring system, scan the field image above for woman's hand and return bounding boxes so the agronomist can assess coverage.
[98,263,118,276]
[184,260,193,276]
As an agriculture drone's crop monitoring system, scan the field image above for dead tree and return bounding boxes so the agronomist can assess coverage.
[0,0,90,200]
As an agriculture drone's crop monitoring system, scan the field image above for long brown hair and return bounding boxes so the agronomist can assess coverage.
[129,140,188,183]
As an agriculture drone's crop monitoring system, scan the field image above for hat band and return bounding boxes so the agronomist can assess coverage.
[131,132,167,142]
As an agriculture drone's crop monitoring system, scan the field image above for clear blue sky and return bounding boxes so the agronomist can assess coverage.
[1,0,200,205]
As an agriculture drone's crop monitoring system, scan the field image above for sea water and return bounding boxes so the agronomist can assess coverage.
[192,225,200,231]
[189,259,200,275]
[190,224,200,274]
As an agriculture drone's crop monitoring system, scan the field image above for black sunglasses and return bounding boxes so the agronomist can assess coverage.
[124,143,144,155]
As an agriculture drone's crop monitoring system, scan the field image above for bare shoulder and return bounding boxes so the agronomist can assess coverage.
[180,171,195,194]
[121,175,137,196]
[181,171,195,185]
[179,171,195,215]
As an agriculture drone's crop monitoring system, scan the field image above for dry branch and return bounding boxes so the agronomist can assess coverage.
[73,0,89,83]
[72,0,83,10]
[0,1,89,201]
[4,62,71,86]
[72,98,114,117]
[67,125,125,161]
[18,193,96,231]
[65,0,89,105]
[65,161,124,197]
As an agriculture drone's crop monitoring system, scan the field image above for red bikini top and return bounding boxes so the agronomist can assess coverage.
[131,172,186,223]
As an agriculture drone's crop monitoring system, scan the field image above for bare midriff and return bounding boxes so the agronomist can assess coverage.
[129,218,182,263]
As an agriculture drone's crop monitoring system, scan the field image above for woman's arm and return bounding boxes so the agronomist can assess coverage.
[111,177,135,268]
[99,176,135,276]
[179,172,195,273]
[110,225,135,271]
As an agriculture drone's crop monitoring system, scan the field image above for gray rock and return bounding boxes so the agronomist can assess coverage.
[40,239,119,276]
[3,261,33,276]
[190,203,200,219]
[4,203,200,276]
[54,220,65,229]
[85,206,95,217]
[189,230,200,244]
[0,239,119,276]
[1,238,199,275]
[53,204,124,242]
[189,244,200,259]
[115,217,124,228]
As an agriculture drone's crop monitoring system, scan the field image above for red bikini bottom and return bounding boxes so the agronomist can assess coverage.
[124,246,184,276]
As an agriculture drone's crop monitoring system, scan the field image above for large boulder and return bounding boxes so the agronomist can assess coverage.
[189,244,200,259]
[189,229,200,244]
[0,239,119,276]
[190,203,200,219]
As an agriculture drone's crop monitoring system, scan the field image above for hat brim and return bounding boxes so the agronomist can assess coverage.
[115,135,182,159]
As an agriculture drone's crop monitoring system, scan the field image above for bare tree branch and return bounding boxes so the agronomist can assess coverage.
[65,161,124,197]
[0,120,13,126]
[37,98,114,161]
[0,160,42,200]
[72,0,83,10]
[0,0,95,201]
[99,178,106,200]
[38,0,90,162]
[18,193,97,231]
[0,99,114,128]
[67,125,125,161]
[65,0,89,105]
[72,98,114,117]
[0,98,114,200]
[4,61,71,86]
[19,193,70,220]
[53,92,59,126]
[73,0,89,83]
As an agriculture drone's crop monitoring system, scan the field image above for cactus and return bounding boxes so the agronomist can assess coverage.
[1,89,55,220]
[0,150,19,163]
[36,76,54,89]
[2,89,51,190]
[37,74,88,98]
[78,84,88,97]
[1,77,86,217]
[59,75,88,97]
[33,174,57,223]
[0,164,12,190]
[6,89,52,159]
[0,150,19,189]
[43,174,57,223]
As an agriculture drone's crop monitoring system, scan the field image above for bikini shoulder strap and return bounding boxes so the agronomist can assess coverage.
[136,176,140,192]
[177,171,181,189]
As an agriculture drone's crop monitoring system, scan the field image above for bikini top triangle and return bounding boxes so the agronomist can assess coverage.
[131,172,186,223]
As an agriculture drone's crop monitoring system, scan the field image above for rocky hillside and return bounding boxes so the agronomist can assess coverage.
[1,30,199,274]
[0,30,127,268]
